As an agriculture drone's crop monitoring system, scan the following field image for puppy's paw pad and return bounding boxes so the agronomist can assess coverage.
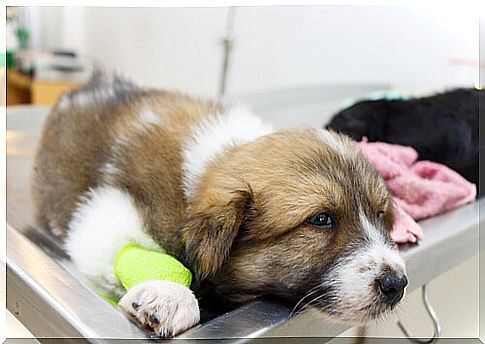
[118,280,199,338]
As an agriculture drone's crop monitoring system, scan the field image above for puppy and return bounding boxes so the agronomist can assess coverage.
[32,75,407,337]
[326,88,482,195]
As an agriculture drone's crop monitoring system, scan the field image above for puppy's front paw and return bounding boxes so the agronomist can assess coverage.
[118,280,200,338]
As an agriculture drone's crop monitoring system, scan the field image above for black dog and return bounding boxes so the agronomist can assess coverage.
[326,88,482,196]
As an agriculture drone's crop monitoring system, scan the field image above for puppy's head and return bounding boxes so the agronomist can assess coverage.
[181,128,406,323]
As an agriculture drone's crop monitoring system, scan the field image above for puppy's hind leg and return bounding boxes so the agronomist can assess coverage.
[65,186,161,295]
[64,186,200,337]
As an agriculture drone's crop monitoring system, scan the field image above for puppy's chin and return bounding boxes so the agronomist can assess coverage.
[288,243,407,323]
[310,290,405,325]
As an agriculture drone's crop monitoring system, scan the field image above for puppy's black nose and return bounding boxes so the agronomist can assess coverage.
[378,273,408,304]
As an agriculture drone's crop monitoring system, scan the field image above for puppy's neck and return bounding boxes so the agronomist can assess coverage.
[181,107,274,199]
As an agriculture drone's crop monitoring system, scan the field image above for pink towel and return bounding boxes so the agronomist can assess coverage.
[358,138,476,244]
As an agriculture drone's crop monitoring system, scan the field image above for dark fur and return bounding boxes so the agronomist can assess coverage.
[326,88,482,195]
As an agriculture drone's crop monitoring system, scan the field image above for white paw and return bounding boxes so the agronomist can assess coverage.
[118,280,200,338]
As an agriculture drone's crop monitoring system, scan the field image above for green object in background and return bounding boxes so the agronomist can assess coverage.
[6,51,14,69]
[114,243,192,291]
[341,90,411,109]
[15,27,29,50]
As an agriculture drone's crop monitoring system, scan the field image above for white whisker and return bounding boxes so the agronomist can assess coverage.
[295,292,329,316]
[289,285,321,318]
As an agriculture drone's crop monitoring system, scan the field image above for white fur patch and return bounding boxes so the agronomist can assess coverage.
[323,245,405,322]
[358,208,404,272]
[48,218,63,237]
[51,227,63,237]
[138,108,162,127]
[130,108,163,133]
[114,136,130,149]
[320,210,406,321]
[65,186,162,295]
[72,88,116,107]
[70,91,92,107]
[181,107,274,199]
[99,162,120,184]
[57,94,70,110]
[327,243,405,313]
[118,280,200,337]
[318,129,354,157]
[359,208,386,246]
[114,108,162,148]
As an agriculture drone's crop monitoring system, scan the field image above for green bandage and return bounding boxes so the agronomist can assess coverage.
[114,243,192,290]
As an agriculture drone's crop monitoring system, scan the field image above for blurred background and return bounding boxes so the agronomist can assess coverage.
[4,6,481,107]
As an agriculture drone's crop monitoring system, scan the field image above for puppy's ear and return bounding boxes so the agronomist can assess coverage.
[181,184,253,281]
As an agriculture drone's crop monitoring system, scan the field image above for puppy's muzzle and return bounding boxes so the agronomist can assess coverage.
[378,272,408,305]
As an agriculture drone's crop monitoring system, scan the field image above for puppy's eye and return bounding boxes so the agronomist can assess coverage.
[306,212,335,229]
[377,211,385,219]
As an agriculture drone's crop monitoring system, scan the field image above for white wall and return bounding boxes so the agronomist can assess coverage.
[30,6,479,98]
[229,6,478,95]
[36,7,64,51]
[81,7,228,98]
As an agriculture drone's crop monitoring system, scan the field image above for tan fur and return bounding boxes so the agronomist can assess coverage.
[33,77,402,323]
[182,129,393,301]
[33,87,222,255]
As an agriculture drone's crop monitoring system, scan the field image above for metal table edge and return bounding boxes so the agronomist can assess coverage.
[6,199,483,341]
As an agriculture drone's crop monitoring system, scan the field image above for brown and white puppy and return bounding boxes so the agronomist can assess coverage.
[32,75,407,337]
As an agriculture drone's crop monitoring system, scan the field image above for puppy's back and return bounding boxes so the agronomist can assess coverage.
[31,75,221,240]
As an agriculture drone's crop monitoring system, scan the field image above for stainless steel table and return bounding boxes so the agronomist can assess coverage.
[6,105,482,342]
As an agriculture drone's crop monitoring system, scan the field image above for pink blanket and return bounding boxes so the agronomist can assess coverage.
[358,138,476,244]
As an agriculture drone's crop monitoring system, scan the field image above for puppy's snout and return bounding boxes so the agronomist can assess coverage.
[378,273,408,304]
